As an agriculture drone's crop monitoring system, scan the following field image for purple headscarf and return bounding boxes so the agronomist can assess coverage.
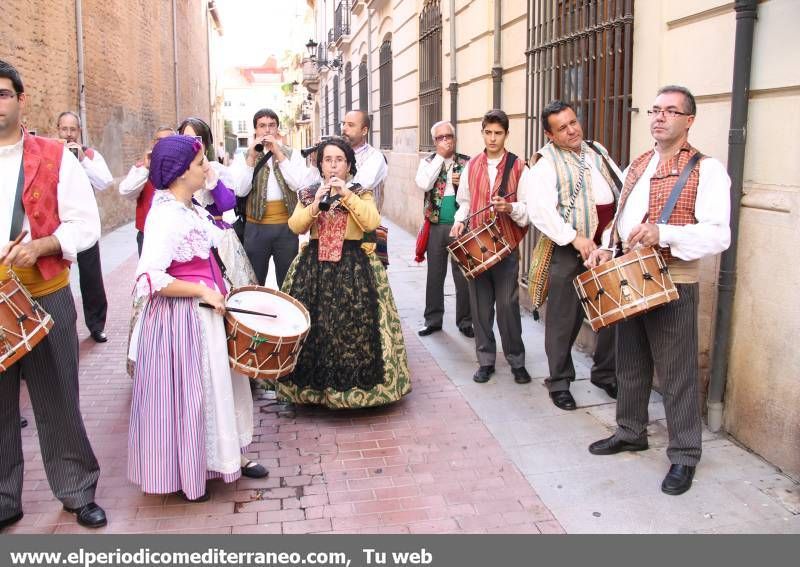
[148,135,203,189]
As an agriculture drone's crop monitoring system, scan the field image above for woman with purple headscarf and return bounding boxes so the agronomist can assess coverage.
[127,135,267,502]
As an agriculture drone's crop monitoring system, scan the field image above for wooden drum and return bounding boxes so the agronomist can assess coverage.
[0,274,54,372]
[447,220,512,279]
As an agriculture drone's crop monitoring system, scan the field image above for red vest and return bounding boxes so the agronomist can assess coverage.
[21,132,71,279]
[133,160,155,232]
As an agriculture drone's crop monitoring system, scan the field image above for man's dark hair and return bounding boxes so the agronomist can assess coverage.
[178,117,214,159]
[541,100,575,133]
[0,60,24,94]
[657,85,697,115]
[481,109,509,132]
[57,111,81,128]
[252,108,280,129]
[347,109,370,131]
[315,137,357,177]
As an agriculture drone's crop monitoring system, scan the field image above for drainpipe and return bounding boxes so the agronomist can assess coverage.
[491,0,502,108]
[172,0,180,123]
[75,0,89,144]
[707,0,758,432]
[367,7,374,145]
[448,0,458,133]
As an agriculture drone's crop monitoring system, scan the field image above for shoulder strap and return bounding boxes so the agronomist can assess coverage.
[10,160,25,240]
[585,140,622,190]
[498,153,518,198]
[560,146,588,222]
[657,152,703,224]
[252,151,273,181]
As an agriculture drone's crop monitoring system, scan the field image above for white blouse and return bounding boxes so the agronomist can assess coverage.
[135,191,223,298]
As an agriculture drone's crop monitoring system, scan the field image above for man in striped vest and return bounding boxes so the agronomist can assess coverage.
[451,110,530,385]
[586,85,731,495]
[0,60,107,530]
[521,100,622,411]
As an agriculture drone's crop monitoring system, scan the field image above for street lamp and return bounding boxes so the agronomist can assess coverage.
[305,39,318,59]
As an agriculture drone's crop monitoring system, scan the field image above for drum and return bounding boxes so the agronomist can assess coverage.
[223,286,310,380]
[573,246,679,331]
[447,220,512,279]
[0,274,54,372]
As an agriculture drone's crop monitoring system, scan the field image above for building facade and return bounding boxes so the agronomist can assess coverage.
[305,0,800,478]
[1,0,217,232]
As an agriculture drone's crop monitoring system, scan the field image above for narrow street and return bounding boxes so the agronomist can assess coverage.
[9,220,799,534]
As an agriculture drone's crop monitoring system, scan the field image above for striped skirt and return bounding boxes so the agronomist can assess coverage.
[128,294,253,500]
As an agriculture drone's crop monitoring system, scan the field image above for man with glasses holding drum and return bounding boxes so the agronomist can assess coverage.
[520,100,622,411]
[414,121,473,339]
[0,60,107,530]
[585,85,731,496]
[450,110,531,385]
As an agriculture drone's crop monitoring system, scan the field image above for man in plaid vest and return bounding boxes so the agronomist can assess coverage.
[585,86,731,496]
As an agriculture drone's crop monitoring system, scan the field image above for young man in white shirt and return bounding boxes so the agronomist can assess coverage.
[414,121,472,338]
[520,100,622,410]
[586,85,731,496]
[57,111,112,343]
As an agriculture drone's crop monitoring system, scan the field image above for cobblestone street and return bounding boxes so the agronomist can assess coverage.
[9,221,799,534]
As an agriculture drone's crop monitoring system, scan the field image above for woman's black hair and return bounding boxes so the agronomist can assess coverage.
[177,117,214,160]
[315,137,357,177]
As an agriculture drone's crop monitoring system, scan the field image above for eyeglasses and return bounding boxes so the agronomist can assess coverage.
[647,108,692,118]
[434,134,454,143]
[322,156,347,165]
[0,90,18,100]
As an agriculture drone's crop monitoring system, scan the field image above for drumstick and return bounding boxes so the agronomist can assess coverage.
[462,191,518,224]
[199,302,277,318]
[0,230,29,265]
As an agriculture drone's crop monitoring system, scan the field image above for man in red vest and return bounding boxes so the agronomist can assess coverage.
[0,60,107,529]
[450,110,531,385]
[118,126,175,255]
[56,111,112,343]
[586,85,731,496]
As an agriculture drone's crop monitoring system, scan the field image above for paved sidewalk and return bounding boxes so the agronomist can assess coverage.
[11,224,558,534]
[10,220,799,534]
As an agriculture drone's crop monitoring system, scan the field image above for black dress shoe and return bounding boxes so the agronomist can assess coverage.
[20,417,28,428]
[458,326,475,338]
[592,381,618,399]
[588,435,649,455]
[417,325,442,337]
[177,490,210,503]
[661,464,696,496]
[512,367,532,384]
[0,511,23,530]
[549,390,577,410]
[63,502,107,528]
[90,330,108,343]
[241,460,269,479]
[472,365,495,383]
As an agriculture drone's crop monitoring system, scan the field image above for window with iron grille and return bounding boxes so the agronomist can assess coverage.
[378,37,393,150]
[325,84,330,136]
[334,1,351,42]
[344,62,353,112]
[419,0,442,152]
[333,75,341,135]
[358,56,368,111]
[520,0,634,285]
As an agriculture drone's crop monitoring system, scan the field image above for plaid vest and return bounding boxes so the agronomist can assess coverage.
[423,152,470,224]
[616,143,702,263]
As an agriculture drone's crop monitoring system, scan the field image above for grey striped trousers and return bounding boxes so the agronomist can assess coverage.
[0,285,100,518]
[614,284,702,466]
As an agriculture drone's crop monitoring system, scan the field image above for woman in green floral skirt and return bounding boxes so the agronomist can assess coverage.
[277,138,411,409]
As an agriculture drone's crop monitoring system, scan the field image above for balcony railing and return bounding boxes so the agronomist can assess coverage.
[334,2,352,44]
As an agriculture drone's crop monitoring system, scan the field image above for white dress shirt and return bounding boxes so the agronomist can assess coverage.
[415,154,457,195]
[228,149,308,199]
[606,152,731,260]
[520,150,622,246]
[0,136,100,263]
[81,149,113,191]
[118,164,149,199]
[454,153,529,228]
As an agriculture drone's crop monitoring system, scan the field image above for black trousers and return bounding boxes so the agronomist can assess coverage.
[0,286,100,516]
[544,244,616,392]
[76,242,108,333]
[424,222,471,330]
[243,222,299,288]
[136,230,144,257]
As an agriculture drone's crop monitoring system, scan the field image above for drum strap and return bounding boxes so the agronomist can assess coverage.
[585,140,622,190]
[210,246,233,288]
[10,161,25,240]
[497,153,517,198]
[657,152,703,224]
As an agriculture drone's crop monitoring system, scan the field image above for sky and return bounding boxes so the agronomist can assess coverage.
[217,0,313,68]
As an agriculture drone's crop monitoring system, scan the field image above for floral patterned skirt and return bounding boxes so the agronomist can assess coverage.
[277,240,411,409]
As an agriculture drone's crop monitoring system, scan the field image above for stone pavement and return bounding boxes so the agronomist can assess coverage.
[9,219,800,534]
